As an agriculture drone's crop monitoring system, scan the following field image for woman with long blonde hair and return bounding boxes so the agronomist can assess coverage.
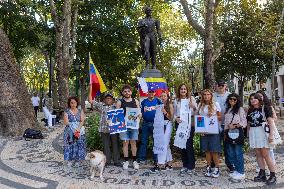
[198,89,222,178]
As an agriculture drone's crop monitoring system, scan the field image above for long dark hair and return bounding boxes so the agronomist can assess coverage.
[161,90,172,117]
[247,93,256,114]
[256,90,272,106]
[225,93,241,114]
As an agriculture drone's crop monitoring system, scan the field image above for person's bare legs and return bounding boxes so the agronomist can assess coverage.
[212,152,220,167]
[256,149,265,169]
[205,152,212,166]
[261,148,275,172]
[130,140,137,156]
[123,140,129,158]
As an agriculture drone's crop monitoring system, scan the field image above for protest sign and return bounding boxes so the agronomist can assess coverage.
[106,108,127,134]
[125,108,140,129]
[195,115,219,134]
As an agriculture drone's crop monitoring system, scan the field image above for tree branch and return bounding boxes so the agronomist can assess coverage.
[49,0,58,28]
[180,0,205,38]
[212,42,224,62]
[70,2,79,65]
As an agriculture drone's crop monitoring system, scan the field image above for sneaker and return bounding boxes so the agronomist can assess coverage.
[165,164,173,171]
[74,162,80,167]
[114,162,122,167]
[204,166,212,177]
[229,171,238,178]
[160,166,167,172]
[180,167,188,174]
[232,172,245,180]
[123,161,129,170]
[211,167,220,178]
[133,161,139,170]
[138,160,147,165]
[150,165,160,173]
[266,175,276,185]
[67,161,72,168]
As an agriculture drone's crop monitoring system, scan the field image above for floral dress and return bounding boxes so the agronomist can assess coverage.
[63,109,86,161]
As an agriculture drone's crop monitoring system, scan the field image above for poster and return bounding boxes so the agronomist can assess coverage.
[106,108,127,134]
[125,108,141,129]
[194,115,219,134]
[153,105,166,154]
[174,99,191,149]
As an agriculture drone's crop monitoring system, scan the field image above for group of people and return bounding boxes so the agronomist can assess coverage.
[61,80,279,186]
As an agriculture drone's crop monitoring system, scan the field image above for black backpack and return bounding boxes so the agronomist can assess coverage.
[23,128,44,140]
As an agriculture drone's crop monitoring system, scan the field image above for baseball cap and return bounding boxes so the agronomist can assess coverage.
[217,79,226,85]
[104,93,114,99]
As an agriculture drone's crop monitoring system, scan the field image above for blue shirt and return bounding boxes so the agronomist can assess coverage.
[141,97,162,122]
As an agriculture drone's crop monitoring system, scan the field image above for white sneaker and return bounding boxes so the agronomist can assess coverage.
[67,161,72,168]
[123,161,129,170]
[204,166,211,177]
[232,172,245,180]
[229,171,238,178]
[211,167,220,178]
[133,161,139,170]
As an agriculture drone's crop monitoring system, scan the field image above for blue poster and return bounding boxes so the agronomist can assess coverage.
[106,108,127,134]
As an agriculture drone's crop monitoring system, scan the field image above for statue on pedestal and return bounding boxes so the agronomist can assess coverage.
[137,6,162,70]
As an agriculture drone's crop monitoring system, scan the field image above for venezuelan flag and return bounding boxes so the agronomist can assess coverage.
[89,56,107,99]
[139,77,168,97]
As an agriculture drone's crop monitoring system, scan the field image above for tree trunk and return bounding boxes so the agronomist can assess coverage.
[180,0,217,89]
[50,0,78,109]
[238,80,245,106]
[203,0,215,89]
[0,28,36,136]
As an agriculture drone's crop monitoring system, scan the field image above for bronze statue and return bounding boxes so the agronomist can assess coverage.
[137,6,162,69]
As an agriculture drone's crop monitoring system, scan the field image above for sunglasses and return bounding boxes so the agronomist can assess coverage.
[229,97,237,101]
[218,85,225,87]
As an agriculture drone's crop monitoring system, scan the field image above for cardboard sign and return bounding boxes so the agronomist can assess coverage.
[195,115,219,134]
[106,108,127,134]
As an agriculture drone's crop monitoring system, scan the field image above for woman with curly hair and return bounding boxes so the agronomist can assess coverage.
[63,96,86,167]
[197,89,222,178]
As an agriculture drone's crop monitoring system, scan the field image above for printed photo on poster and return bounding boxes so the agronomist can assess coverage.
[125,108,141,129]
[106,108,127,134]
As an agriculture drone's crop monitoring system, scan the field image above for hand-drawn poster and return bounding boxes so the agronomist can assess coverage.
[106,108,127,134]
[195,115,219,134]
[153,105,166,154]
[174,99,191,149]
[125,108,141,129]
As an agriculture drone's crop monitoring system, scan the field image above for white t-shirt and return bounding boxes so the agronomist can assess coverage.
[198,102,221,117]
[31,96,40,107]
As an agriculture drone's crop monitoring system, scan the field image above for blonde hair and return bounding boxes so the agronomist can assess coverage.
[199,89,215,115]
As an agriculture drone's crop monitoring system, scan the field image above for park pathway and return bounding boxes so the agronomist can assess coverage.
[0,113,284,189]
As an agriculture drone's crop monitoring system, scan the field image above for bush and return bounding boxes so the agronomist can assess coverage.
[85,112,103,151]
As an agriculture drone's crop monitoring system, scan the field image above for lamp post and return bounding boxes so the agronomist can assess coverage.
[189,64,195,94]
[74,58,81,96]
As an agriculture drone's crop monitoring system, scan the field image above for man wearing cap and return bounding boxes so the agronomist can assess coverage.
[138,88,162,165]
[213,79,233,172]
[91,93,120,166]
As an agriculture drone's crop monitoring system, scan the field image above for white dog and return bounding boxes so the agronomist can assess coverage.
[85,150,106,180]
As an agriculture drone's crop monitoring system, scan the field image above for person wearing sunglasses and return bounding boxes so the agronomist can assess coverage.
[213,80,233,172]
[224,93,247,180]
[247,93,276,185]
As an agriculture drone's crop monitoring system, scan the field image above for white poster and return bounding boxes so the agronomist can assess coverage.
[153,105,166,154]
[174,99,191,149]
[195,115,219,134]
[125,108,141,129]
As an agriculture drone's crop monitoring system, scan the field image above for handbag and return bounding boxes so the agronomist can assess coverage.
[224,113,244,145]
[262,107,282,146]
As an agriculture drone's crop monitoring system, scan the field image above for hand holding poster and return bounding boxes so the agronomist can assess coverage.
[106,108,127,134]
[195,115,219,134]
[125,108,141,129]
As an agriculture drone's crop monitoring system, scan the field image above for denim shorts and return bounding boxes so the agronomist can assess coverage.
[200,134,222,153]
[119,128,139,141]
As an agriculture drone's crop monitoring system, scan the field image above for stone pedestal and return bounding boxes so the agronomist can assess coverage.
[139,69,163,78]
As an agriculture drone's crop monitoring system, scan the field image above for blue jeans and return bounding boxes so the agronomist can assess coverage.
[138,121,157,162]
[227,143,244,174]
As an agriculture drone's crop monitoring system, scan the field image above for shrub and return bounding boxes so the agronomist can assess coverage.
[85,112,103,151]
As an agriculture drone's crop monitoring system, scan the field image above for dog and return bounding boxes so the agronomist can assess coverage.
[85,150,106,180]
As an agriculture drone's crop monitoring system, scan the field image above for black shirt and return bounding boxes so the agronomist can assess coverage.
[247,105,273,127]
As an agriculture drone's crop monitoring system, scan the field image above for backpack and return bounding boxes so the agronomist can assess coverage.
[23,128,44,140]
